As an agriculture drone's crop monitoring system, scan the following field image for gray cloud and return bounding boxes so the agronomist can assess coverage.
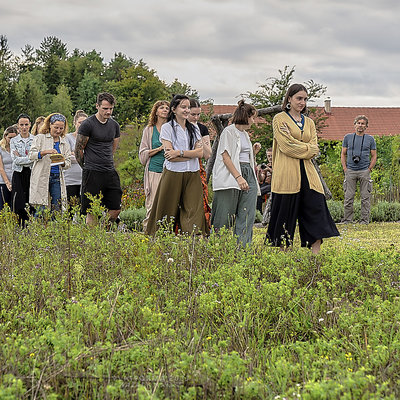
[2,0,400,105]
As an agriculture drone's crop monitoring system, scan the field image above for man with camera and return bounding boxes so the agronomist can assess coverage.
[340,115,377,224]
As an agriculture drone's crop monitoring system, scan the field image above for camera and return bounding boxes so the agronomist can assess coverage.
[260,163,267,169]
[352,155,360,163]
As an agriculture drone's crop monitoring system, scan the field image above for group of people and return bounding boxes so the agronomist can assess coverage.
[140,85,378,254]
[1,85,378,254]
[0,92,123,226]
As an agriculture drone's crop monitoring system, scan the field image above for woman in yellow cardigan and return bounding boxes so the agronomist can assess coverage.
[267,84,339,254]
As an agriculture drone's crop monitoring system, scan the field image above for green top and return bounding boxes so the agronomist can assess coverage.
[148,126,164,173]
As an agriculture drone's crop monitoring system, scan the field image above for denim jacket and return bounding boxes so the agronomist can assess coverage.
[10,134,34,172]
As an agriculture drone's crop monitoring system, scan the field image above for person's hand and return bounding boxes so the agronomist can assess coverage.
[253,142,261,155]
[43,149,58,156]
[5,181,11,191]
[236,176,249,191]
[164,148,179,160]
[281,123,291,134]
[13,150,20,157]
[309,144,319,156]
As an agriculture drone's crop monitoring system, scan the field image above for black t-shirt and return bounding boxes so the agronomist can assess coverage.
[79,115,120,171]
[198,122,209,137]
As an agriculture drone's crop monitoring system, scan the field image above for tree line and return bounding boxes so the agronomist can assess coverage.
[0,35,200,129]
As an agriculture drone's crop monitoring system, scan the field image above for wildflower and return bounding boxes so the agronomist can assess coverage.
[247,377,252,382]
[206,336,212,340]
[318,318,324,322]
[167,258,174,264]
[326,310,333,314]
[29,352,35,358]
[347,368,353,372]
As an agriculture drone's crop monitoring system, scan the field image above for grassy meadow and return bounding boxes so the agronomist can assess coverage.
[0,210,400,399]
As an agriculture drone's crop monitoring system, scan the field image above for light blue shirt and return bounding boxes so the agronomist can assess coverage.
[10,134,34,172]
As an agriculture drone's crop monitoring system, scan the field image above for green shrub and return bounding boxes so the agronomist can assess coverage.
[371,201,400,222]
[1,209,400,399]
[326,199,344,222]
[327,200,400,222]
[255,209,263,223]
[119,207,146,230]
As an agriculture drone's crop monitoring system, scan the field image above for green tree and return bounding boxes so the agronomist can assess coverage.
[15,70,47,120]
[0,35,19,127]
[36,36,68,65]
[76,71,102,115]
[44,55,62,95]
[19,44,38,72]
[103,52,134,82]
[48,84,73,125]
[0,35,12,65]
[106,60,167,123]
[166,78,199,99]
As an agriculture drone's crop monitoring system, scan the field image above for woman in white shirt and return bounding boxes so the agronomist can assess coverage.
[145,94,207,235]
[211,100,260,246]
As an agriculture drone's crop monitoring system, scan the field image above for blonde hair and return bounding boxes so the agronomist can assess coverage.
[73,109,88,125]
[31,116,45,136]
[0,126,18,150]
[39,113,69,137]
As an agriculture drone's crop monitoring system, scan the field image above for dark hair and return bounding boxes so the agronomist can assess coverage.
[282,84,308,114]
[232,99,257,125]
[354,115,369,127]
[96,92,116,105]
[189,98,201,108]
[167,94,197,150]
[16,113,31,123]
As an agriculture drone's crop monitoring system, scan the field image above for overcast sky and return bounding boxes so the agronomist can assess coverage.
[2,0,400,107]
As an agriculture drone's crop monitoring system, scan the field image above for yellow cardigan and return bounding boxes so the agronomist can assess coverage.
[271,111,324,195]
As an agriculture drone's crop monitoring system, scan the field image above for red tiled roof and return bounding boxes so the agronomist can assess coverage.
[205,104,400,141]
[316,107,400,141]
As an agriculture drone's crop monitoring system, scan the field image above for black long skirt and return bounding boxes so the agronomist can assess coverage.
[266,160,339,248]
[11,167,33,224]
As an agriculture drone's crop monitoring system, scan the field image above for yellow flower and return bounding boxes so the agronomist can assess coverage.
[206,336,212,340]
[29,352,35,358]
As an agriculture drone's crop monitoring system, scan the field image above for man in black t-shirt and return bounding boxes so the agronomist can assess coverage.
[75,92,122,225]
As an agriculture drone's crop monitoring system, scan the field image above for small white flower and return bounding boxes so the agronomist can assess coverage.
[167,258,174,263]
[318,318,324,322]
[326,310,333,314]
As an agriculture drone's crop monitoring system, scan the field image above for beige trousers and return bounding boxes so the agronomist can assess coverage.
[142,171,162,231]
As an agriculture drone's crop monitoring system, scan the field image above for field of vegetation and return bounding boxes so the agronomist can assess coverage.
[1,206,400,399]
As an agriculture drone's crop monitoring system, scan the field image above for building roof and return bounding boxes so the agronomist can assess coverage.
[204,103,400,141]
[316,106,400,141]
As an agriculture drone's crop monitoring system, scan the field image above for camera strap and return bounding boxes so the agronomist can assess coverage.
[351,133,365,158]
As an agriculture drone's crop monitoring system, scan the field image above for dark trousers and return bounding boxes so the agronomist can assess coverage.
[267,160,339,248]
[11,167,33,225]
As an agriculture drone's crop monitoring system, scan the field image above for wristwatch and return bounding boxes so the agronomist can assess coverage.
[180,150,184,157]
